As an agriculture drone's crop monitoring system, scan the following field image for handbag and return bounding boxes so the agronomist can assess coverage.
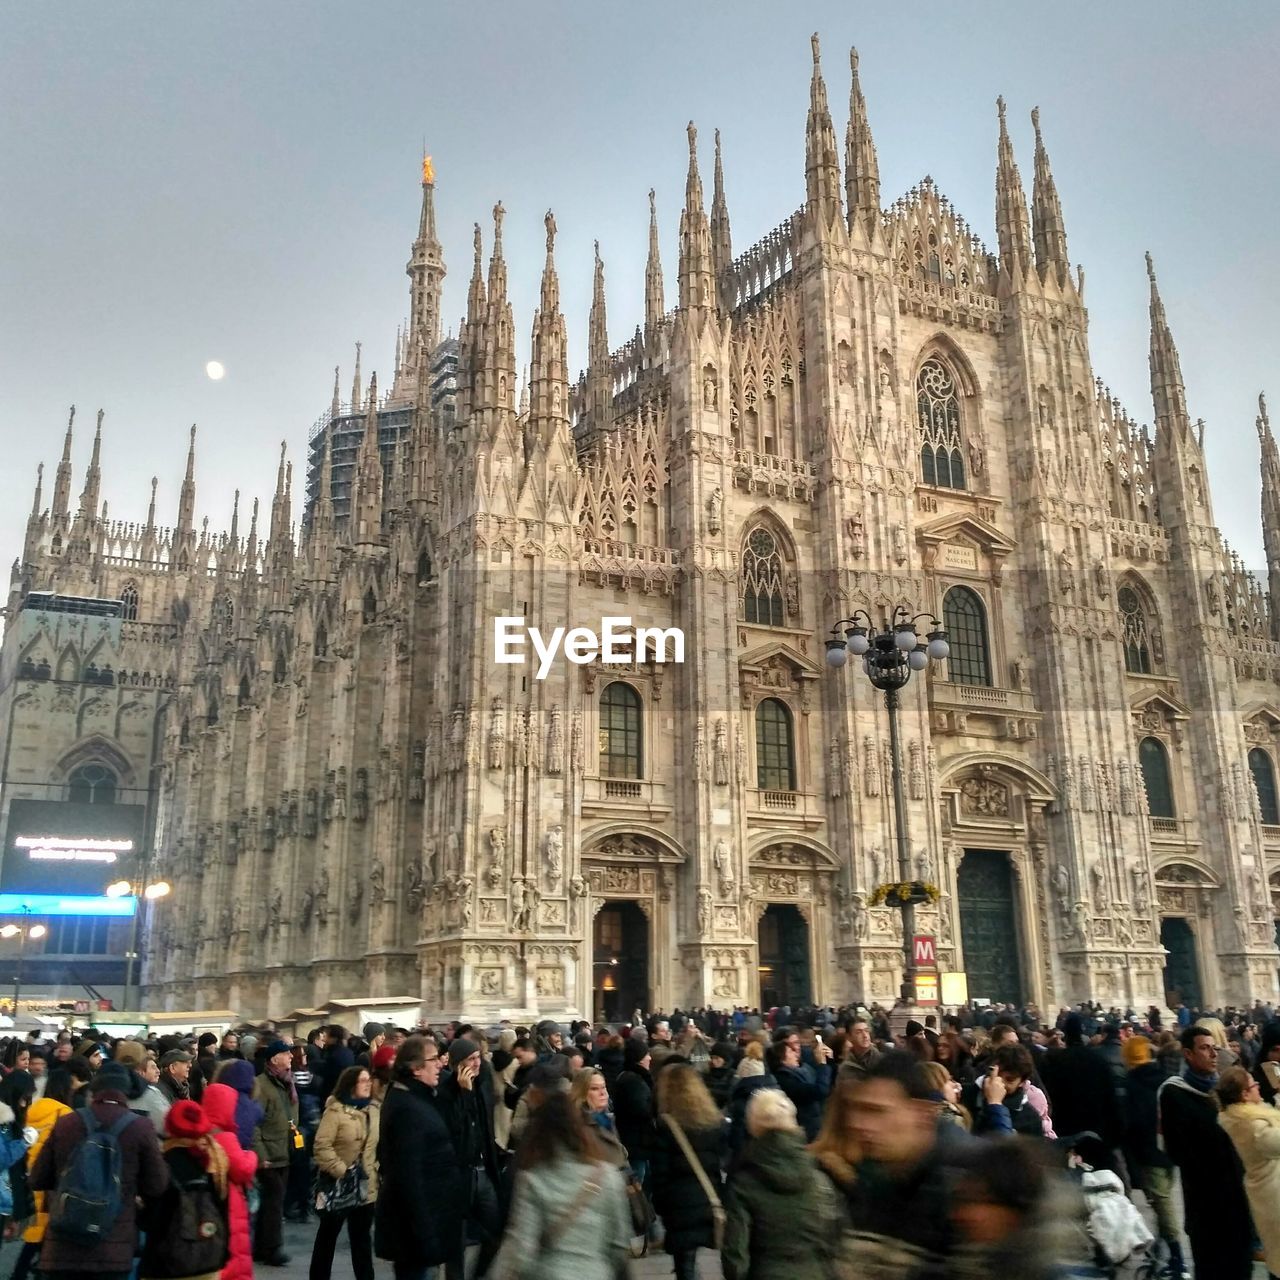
[312,1106,371,1215]
[661,1116,724,1251]
[622,1167,653,1256]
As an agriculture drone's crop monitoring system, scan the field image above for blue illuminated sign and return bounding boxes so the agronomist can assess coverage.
[0,894,136,917]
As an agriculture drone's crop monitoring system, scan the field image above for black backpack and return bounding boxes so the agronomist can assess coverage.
[48,1107,136,1244]
[140,1147,229,1279]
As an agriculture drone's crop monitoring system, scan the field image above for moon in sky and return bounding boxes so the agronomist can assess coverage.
[205,360,226,380]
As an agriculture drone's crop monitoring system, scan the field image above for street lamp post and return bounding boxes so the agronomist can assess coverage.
[1,907,48,1023]
[107,877,170,1012]
[826,607,949,1019]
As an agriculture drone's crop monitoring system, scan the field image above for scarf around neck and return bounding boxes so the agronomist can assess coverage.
[1182,1065,1218,1093]
[267,1061,298,1104]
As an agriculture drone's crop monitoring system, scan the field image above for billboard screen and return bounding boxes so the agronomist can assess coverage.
[2,800,147,914]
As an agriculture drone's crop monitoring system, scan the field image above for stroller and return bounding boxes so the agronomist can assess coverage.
[1054,1132,1157,1279]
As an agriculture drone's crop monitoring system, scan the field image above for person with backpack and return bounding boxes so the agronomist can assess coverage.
[200,1085,257,1280]
[29,1060,169,1279]
[140,1099,231,1280]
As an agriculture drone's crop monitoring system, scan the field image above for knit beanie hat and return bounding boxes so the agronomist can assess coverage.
[624,1037,649,1068]
[166,1099,211,1138]
[1121,1036,1152,1068]
[447,1037,479,1065]
[91,1061,134,1095]
[735,1057,765,1080]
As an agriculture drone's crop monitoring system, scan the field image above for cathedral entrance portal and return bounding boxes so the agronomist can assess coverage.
[757,904,811,1010]
[957,850,1024,1005]
[1160,917,1202,1009]
[593,901,649,1023]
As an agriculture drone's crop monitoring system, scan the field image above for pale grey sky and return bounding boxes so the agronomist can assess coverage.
[1,3,1276,572]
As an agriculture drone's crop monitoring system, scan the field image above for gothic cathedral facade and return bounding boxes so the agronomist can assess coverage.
[7,37,1280,1019]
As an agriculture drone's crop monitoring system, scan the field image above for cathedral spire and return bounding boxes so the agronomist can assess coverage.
[711,129,733,306]
[227,487,239,547]
[350,342,363,412]
[176,424,197,535]
[404,151,446,382]
[331,365,341,418]
[480,200,516,415]
[644,188,666,340]
[1146,252,1190,434]
[29,464,43,519]
[804,34,843,231]
[1030,106,1070,287]
[52,406,75,519]
[77,410,104,523]
[528,210,569,444]
[994,97,1032,284]
[352,372,384,545]
[844,46,881,234]
[1259,393,1280,638]
[146,477,158,534]
[458,222,487,421]
[268,441,290,546]
[678,123,716,313]
[587,240,612,429]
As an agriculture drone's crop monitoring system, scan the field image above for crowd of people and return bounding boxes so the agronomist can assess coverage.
[0,998,1273,1279]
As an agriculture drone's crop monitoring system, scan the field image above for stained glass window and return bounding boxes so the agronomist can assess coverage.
[917,359,966,490]
[1118,586,1152,674]
[742,528,786,626]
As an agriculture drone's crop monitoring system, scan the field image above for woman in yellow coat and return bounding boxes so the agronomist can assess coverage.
[1218,1065,1280,1277]
[13,1069,73,1280]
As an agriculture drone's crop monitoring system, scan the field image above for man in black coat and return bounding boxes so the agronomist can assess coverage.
[375,1036,467,1280]
[1157,1025,1252,1280]
[1035,1012,1121,1148]
[431,1037,503,1280]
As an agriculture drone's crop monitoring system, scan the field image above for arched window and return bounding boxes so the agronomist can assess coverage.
[599,682,642,779]
[1139,737,1174,819]
[916,358,966,490]
[755,698,796,791]
[416,551,433,585]
[314,621,328,658]
[742,528,786,626]
[238,674,251,706]
[206,694,219,727]
[68,763,117,805]
[942,586,991,687]
[118,583,139,621]
[362,589,377,623]
[1250,747,1280,825]
[1118,586,1152,674]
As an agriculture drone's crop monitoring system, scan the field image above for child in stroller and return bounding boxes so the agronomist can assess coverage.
[1054,1131,1156,1278]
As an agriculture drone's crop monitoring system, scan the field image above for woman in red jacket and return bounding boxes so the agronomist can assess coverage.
[201,1083,259,1280]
